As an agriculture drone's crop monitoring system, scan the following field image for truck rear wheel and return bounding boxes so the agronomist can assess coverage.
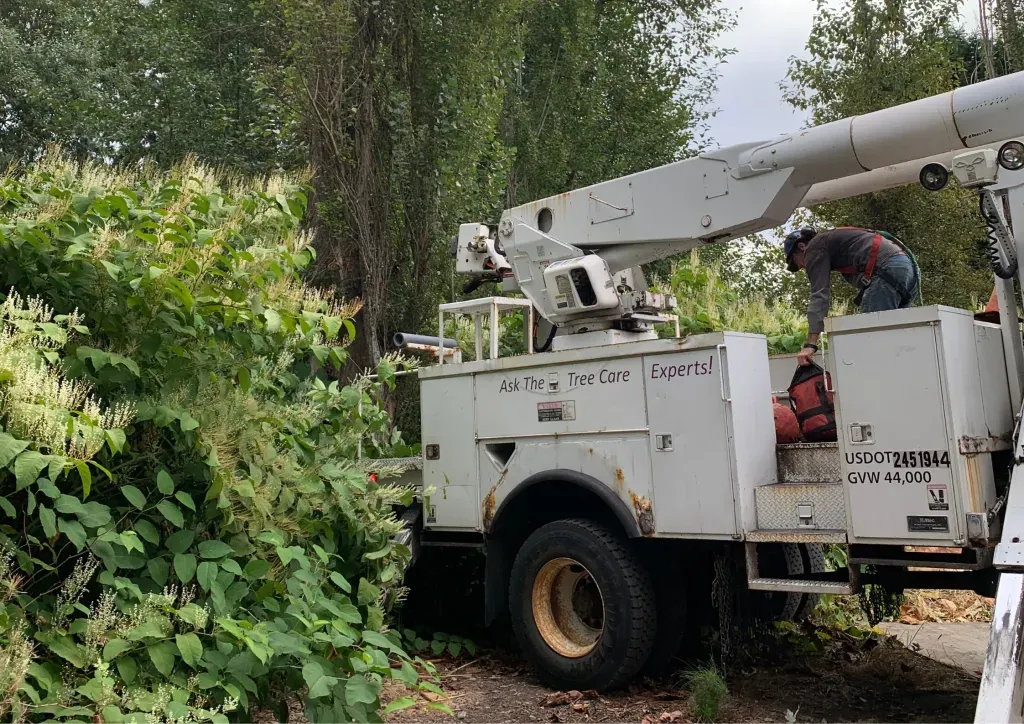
[509,519,656,690]
[757,542,825,621]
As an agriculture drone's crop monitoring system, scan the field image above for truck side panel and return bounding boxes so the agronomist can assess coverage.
[645,347,737,536]
[421,376,480,530]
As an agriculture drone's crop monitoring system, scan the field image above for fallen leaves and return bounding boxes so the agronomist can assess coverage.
[899,589,994,624]
[539,690,598,708]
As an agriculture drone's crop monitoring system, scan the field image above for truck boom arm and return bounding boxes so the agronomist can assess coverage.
[455,71,1024,332]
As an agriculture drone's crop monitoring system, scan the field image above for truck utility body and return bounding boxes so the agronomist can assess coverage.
[388,71,1024,719]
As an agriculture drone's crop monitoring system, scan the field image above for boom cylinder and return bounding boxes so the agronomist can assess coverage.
[739,71,1024,187]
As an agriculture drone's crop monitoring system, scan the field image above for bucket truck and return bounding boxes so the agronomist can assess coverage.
[386,69,1024,717]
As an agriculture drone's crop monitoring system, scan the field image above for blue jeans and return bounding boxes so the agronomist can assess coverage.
[860,254,919,313]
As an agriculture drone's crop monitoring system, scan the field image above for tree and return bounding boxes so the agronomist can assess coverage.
[0,0,294,170]
[502,0,736,207]
[268,0,736,371]
[782,0,994,310]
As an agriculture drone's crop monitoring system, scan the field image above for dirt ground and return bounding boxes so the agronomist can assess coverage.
[384,637,981,724]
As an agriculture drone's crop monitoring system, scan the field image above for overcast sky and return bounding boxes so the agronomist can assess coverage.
[707,0,982,149]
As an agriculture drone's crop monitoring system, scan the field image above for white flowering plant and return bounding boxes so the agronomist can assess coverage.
[0,152,434,723]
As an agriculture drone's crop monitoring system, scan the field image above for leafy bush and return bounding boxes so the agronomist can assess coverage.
[0,152,433,722]
[658,250,848,354]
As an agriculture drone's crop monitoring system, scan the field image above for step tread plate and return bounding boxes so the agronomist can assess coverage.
[748,577,853,594]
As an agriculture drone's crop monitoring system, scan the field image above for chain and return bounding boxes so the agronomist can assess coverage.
[711,553,732,664]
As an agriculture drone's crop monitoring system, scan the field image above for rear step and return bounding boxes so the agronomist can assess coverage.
[747,577,855,595]
[745,541,860,595]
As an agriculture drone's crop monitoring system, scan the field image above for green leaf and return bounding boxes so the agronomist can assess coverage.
[178,411,200,431]
[147,558,169,586]
[121,485,146,509]
[174,553,197,583]
[55,494,83,515]
[157,470,175,495]
[381,698,417,716]
[148,642,177,676]
[0,432,30,467]
[116,655,137,683]
[134,519,160,545]
[264,309,282,333]
[362,630,400,653]
[76,502,111,528]
[42,634,85,667]
[302,662,338,699]
[330,571,352,593]
[237,366,251,393]
[175,491,196,511]
[14,450,48,489]
[105,428,127,455]
[165,530,195,554]
[395,660,418,686]
[58,518,87,550]
[127,619,167,641]
[175,633,203,669]
[103,639,130,661]
[344,673,381,706]
[74,460,92,499]
[198,540,233,559]
[38,505,56,539]
[0,496,14,518]
[197,561,217,592]
[100,260,122,280]
[157,500,184,527]
[243,560,270,579]
[357,578,380,606]
[221,559,243,576]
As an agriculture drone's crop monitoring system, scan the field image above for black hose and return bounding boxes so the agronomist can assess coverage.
[535,320,557,353]
[981,193,1018,279]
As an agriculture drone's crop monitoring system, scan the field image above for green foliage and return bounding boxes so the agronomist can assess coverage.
[683,663,728,723]
[0,152,428,722]
[503,0,737,205]
[400,629,477,660]
[0,0,297,170]
[658,250,849,354]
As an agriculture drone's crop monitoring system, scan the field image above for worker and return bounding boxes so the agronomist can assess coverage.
[785,227,919,366]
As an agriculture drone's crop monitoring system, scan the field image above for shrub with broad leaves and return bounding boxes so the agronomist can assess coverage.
[0,151,435,723]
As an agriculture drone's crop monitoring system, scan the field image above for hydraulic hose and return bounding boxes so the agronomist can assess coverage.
[980,193,1018,280]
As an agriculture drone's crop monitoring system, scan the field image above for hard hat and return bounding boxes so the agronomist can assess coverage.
[784,228,817,272]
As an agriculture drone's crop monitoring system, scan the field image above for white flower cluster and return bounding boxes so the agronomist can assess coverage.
[54,556,101,628]
[0,291,135,460]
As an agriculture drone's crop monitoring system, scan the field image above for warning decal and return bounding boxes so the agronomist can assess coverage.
[927,483,949,511]
[538,400,576,422]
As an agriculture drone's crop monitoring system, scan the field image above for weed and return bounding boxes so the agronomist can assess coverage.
[683,663,728,723]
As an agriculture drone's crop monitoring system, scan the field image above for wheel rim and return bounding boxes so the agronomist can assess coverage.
[532,557,605,658]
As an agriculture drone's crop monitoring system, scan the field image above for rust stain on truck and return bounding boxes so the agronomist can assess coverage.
[482,468,509,531]
[629,491,655,536]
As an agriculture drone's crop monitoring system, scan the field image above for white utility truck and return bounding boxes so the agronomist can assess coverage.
[386,71,1024,722]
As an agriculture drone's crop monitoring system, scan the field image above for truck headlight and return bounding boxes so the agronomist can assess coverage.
[920,163,950,192]
[999,141,1024,171]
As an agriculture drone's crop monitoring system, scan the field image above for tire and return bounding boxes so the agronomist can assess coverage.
[756,543,826,622]
[642,562,688,676]
[508,519,657,690]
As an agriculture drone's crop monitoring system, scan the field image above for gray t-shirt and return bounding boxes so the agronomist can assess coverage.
[804,228,903,333]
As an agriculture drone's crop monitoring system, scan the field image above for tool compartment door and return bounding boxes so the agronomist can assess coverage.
[645,348,737,536]
[832,323,961,543]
